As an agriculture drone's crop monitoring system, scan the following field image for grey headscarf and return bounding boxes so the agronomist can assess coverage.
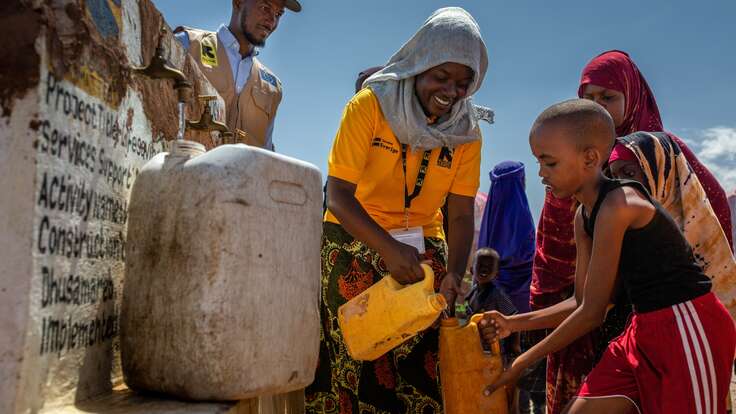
[364,7,492,151]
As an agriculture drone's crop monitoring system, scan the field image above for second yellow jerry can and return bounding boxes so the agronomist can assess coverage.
[439,314,509,414]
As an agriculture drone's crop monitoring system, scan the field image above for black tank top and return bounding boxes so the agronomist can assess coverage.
[582,179,711,313]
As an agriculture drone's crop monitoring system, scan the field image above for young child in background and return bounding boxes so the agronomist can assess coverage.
[466,248,520,358]
[481,99,735,414]
[476,160,544,414]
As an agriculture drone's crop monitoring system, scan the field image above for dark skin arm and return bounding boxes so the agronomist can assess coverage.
[484,187,653,395]
[480,297,578,341]
[327,176,474,304]
[442,193,476,312]
[327,176,425,283]
[479,204,593,340]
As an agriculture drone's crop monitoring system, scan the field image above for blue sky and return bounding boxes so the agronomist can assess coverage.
[154,0,736,218]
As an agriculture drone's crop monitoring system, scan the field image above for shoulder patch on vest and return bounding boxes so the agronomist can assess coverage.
[200,34,218,67]
[259,68,279,88]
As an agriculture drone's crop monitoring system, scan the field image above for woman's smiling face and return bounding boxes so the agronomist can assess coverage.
[415,62,474,118]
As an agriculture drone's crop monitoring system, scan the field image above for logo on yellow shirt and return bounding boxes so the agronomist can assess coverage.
[437,147,454,169]
[371,137,398,154]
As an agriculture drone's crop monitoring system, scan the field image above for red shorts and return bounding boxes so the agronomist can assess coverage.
[578,293,736,414]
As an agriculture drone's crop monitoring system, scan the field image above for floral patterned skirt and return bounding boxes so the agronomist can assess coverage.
[305,222,448,414]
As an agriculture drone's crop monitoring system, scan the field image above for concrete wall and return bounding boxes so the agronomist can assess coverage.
[0,0,228,412]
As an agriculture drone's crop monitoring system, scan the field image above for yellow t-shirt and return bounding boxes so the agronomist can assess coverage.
[325,88,482,239]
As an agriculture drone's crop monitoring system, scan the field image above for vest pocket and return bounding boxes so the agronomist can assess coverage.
[251,86,275,117]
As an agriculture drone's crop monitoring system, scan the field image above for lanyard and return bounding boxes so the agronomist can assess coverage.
[401,144,432,229]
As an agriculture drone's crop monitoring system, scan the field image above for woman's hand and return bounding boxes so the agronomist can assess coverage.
[327,177,424,285]
[479,311,514,343]
[439,271,463,313]
[381,241,425,284]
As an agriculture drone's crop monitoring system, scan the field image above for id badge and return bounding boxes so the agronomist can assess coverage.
[389,226,426,254]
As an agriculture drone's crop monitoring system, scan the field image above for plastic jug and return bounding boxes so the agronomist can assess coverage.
[439,314,508,414]
[121,140,323,401]
[338,264,446,361]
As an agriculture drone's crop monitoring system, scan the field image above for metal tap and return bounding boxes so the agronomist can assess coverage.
[222,132,235,145]
[187,95,230,136]
[133,27,193,100]
[132,27,193,141]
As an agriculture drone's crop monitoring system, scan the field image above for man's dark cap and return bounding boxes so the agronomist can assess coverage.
[285,0,301,12]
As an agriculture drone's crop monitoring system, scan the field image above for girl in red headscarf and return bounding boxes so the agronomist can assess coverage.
[578,50,732,246]
[529,50,733,414]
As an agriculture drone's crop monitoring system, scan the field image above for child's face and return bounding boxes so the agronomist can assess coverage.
[475,256,498,284]
[609,159,646,184]
[581,84,626,128]
[530,125,592,199]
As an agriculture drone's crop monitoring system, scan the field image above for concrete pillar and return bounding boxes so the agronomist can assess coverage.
[0,0,305,412]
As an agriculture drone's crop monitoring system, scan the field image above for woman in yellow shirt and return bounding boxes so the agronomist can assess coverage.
[305,7,491,413]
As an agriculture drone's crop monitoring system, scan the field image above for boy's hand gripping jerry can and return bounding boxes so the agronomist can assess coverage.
[439,314,509,414]
[338,264,447,361]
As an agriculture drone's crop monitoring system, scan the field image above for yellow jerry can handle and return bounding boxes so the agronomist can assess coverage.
[385,263,435,291]
[469,313,502,356]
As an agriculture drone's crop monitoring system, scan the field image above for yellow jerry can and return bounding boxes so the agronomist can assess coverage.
[439,314,508,414]
[338,264,446,361]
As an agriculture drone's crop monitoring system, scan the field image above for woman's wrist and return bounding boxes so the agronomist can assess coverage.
[439,271,463,289]
[444,270,462,280]
[368,230,399,256]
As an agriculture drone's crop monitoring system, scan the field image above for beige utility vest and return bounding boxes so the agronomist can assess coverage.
[181,27,282,148]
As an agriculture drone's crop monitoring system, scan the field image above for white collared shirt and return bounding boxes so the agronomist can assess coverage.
[176,25,276,150]
[214,24,255,95]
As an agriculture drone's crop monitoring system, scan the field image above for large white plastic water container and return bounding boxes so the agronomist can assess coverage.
[121,140,322,401]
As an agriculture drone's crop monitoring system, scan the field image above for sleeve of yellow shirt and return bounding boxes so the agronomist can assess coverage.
[449,138,482,197]
[327,89,378,184]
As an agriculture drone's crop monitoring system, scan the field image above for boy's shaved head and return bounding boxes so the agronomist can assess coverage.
[531,99,616,154]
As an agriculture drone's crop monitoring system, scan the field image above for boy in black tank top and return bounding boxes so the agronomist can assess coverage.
[479,99,735,414]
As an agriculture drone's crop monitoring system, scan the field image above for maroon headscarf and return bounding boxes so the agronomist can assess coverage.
[577,50,663,136]
[577,49,732,248]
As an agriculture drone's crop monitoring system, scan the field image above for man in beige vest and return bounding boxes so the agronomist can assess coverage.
[175,0,301,151]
